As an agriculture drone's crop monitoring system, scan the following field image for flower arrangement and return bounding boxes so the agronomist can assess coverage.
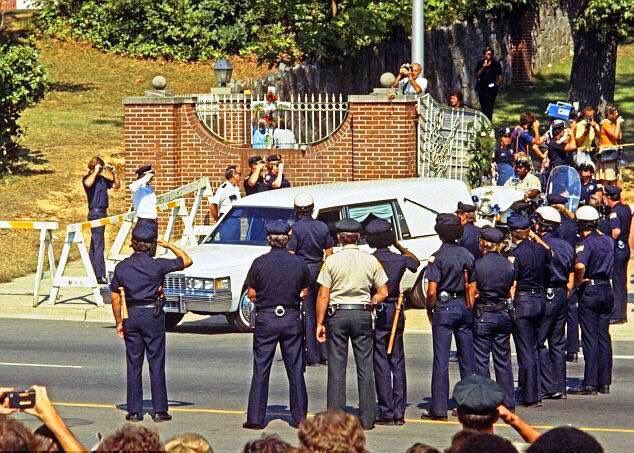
[251,88,292,148]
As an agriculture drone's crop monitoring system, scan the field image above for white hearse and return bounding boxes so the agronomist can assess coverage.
[103,178,472,331]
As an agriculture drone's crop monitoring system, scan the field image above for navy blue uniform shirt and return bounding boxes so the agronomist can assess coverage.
[609,202,632,244]
[576,231,614,279]
[511,239,550,291]
[547,139,572,168]
[373,248,418,300]
[580,179,599,205]
[473,252,515,302]
[244,174,267,196]
[495,144,514,166]
[110,253,185,301]
[426,243,475,292]
[84,175,113,210]
[543,232,575,286]
[288,216,334,264]
[556,216,578,248]
[459,223,482,259]
[261,173,291,191]
[246,248,310,308]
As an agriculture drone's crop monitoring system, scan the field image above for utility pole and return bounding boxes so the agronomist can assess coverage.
[411,0,424,66]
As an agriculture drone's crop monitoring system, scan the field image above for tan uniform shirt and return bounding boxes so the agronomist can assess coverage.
[503,172,541,195]
[317,244,388,305]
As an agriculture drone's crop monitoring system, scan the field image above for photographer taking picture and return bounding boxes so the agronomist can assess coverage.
[392,62,429,95]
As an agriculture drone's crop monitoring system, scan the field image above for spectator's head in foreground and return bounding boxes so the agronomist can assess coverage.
[455,432,517,453]
[448,90,464,109]
[445,430,481,453]
[0,415,39,451]
[526,426,603,453]
[453,375,505,433]
[165,432,213,453]
[242,434,293,453]
[406,442,441,453]
[298,410,367,453]
[95,424,164,452]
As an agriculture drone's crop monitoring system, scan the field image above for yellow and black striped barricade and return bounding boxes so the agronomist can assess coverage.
[0,221,58,307]
[108,177,213,262]
[48,199,196,306]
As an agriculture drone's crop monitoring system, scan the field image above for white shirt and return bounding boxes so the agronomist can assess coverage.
[273,128,296,149]
[212,181,241,215]
[399,75,428,95]
[129,174,157,219]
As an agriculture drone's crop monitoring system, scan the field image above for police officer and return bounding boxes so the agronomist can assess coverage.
[546,194,577,249]
[568,206,614,395]
[366,219,420,426]
[533,207,574,400]
[605,185,631,324]
[422,213,475,420]
[109,223,193,422]
[262,154,291,191]
[244,155,266,196]
[578,161,600,206]
[494,127,515,186]
[129,165,158,254]
[508,213,550,407]
[315,218,388,430]
[211,166,242,241]
[287,193,334,367]
[457,202,482,259]
[243,220,310,430]
[471,226,516,410]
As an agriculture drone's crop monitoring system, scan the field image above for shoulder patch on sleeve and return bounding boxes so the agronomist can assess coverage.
[576,245,584,253]
[610,212,618,219]
[427,256,435,263]
[507,256,515,264]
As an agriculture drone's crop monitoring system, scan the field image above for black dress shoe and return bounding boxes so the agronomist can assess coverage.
[394,417,405,426]
[449,351,459,363]
[242,422,266,430]
[125,413,143,422]
[152,412,172,422]
[568,385,597,395]
[518,400,542,407]
[306,362,321,367]
[543,391,567,400]
[420,410,448,421]
[598,385,610,394]
[363,424,375,431]
[565,352,578,363]
[375,418,396,426]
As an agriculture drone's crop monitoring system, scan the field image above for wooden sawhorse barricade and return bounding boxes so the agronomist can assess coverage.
[0,221,58,307]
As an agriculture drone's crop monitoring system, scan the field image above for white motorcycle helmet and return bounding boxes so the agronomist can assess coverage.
[294,192,314,210]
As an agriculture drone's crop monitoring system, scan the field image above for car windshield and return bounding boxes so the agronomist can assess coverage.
[203,206,295,245]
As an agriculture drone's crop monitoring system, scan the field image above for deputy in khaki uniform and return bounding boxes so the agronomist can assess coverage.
[504,153,541,200]
[316,218,389,430]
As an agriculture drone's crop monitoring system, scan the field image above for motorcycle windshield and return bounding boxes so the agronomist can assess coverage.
[546,165,581,212]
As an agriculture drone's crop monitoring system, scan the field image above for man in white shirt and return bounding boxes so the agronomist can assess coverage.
[273,120,296,149]
[392,63,429,95]
[129,164,158,254]
[211,165,241,221]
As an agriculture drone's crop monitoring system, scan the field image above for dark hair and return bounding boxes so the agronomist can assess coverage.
[604,104,618,118]
[267,234,290,248]
[366,230,394,249]
[406,443,440,453]
[298,410,366,453]
[337,232,360,245]
[483,46,494,55]
[457,433,517,453]
[33,424,63,452]
[131,238,155,253]
[0,416,39,452]
[225,165,240,180]
[437,225,464,243]
[456,407,499,431]
[448,89,464,106]
[527,426,603,453]
[87,156,105,171]
[242,434,292,453]
[582,105,595,115]
[96,424,163,452]
[519,112,536,127]
[446,430,481,453]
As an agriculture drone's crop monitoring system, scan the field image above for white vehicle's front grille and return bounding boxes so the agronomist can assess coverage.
[164,275,186,291]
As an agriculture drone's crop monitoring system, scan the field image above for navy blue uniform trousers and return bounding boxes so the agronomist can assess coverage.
[304,263,328,364]
[473,310,515,409]
[88,208,107,280]
[578,283,614,387]
[123,308,168,414]
[373,303,406,420]
[247,309,307,426]
[431,298,474,416]
[327,309,376,429]
[566,291,580,354]
[538,288,568,395]
[611,248,630,322]
[513,293,545,404]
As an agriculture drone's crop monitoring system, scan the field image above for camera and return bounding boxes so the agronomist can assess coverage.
[401,63,411,72]
[4,389,36,409]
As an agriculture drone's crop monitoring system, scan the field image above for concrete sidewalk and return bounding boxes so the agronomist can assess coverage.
[1,259,634,339]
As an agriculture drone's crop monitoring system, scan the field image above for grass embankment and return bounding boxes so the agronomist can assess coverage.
[0,12,267,283]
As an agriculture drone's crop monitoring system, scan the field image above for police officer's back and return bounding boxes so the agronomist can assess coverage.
[288,193,334,366]
[109,223,192,422]
[366,219,419,425]
[243,220,310,430]
[547,194,577,249]
[605,185,631,323]
[456,202,482,259]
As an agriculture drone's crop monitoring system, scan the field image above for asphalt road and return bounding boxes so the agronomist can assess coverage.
[2,317,634,452]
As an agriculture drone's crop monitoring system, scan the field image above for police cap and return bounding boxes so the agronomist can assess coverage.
[294,192,314,209]
[266,154,282,163]
[335,218,362,233]
[507,213,531,230]
[365,219,392,235]
[551,119,566,132]
[131,221,155,242]
[604,185,622,197]
[546,193,568,205]
[248,155,264,166]
[479,226,504,244]
[456,201,477,213]
[497,127,512,137]
[135,164,153,177]
[265,219,291,235]
[453,375,505,414]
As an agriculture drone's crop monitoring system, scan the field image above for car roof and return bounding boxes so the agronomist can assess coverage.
[236,178,470,211]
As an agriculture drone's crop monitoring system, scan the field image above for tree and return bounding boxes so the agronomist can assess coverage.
[561,0,632,111]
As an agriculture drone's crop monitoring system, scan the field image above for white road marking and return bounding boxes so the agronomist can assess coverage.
[0,362,82,369]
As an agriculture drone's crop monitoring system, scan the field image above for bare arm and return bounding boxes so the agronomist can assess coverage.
[271,163,284,189]
[574,263,587,286]
[426,281,437,310]
[408,75,422,94]
[611,227,621,240]
[394,241,421,268]
[111,292,124,339]
[509,280,517,300]
[324,247,334,257]
[371,284,388,305]
[247,287,256,301]
[497,404,541,443]
[468,281,478,308]
[82,165,101,189]
[316,286,330,343]
[247,163,265,187]
[129,172,152,192]
[210,204,220,222]
[156,239,193,268]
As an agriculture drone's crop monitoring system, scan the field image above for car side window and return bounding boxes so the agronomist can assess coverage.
[316,207,343,244]
[347,201,398,244]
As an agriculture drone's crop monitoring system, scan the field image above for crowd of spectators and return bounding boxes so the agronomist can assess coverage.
[2,379,606,452]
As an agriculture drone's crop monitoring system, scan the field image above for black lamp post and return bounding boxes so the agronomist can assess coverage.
[214,58,233,87]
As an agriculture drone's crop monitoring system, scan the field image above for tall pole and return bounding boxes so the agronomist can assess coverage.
[412,0,424,66]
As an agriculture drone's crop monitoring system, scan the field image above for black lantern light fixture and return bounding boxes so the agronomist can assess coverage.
[214,58,233,87]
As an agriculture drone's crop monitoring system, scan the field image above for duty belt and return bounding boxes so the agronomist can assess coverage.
[126,299,157,309]
[545,286,566,300]
[477,302,508,313]
[328,303,372,316]
[516,289,543,296]
[438,291,465,303]
[583,279,611,286]
[257,305,299,317]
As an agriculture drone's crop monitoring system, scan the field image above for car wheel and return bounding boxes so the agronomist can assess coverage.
[165,313,185,330]
[228,291,254,332]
